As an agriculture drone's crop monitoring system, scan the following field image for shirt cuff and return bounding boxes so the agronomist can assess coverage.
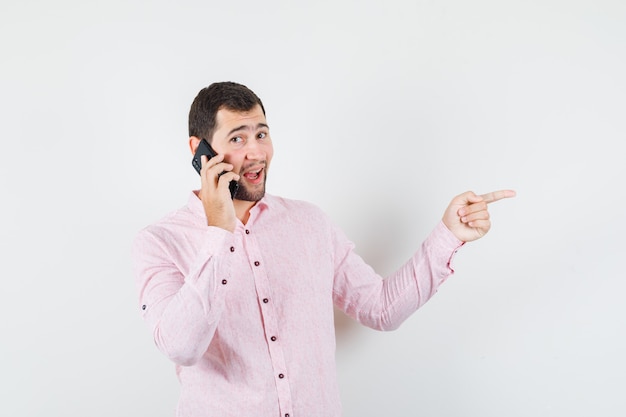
[184,226,236,306]
[430,220,465,273]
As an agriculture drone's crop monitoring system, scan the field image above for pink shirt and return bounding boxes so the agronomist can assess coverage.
[132,192,463,417]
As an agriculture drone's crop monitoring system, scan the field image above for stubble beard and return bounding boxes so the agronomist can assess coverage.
[233,169,267,202]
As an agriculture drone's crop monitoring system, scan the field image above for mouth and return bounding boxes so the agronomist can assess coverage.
[242,166,265,184]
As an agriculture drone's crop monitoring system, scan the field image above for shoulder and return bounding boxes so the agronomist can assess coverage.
[264,194,329,220]
[133,202,203,250]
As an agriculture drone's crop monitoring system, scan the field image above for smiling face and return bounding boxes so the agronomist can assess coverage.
[210,104,273,202]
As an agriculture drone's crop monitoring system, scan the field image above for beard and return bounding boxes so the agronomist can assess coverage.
[233,169,267,202]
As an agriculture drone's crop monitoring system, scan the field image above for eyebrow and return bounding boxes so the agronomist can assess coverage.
[227,123,269,137]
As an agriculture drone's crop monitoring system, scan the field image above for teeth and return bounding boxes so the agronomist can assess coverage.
[242,167,263,181]
[245,169,261,179]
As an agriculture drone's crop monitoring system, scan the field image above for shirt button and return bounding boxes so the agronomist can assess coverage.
[141,305,146,310]
[254,261,260,266]
[230,246,235,252]
[285,414,290,417]
[222,279,228,285]
[263,298,269,303]
[278,373,284,379]
[245,229,250,234]
[270,336,277,341]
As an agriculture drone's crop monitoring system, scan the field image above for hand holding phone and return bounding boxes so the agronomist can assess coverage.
[192,139,239,199]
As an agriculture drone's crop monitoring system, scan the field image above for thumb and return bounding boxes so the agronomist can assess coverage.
[458,191,483,205]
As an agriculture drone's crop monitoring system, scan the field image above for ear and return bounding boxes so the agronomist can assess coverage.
[189,136,201,155]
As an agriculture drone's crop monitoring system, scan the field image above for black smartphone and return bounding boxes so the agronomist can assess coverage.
[192,139,239,199]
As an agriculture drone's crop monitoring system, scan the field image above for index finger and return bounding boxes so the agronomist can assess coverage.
[480,189,517,203]
[201,153,224,168]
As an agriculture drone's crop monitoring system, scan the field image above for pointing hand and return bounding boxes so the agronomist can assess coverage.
[442,190,516,242]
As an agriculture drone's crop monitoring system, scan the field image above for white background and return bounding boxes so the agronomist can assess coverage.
[1,0,625,416]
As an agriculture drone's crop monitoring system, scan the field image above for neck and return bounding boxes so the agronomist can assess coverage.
[234,199,256,225]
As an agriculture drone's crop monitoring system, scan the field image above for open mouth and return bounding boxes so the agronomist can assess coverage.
[243,167,264,182]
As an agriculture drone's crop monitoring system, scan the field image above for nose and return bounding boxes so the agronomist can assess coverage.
[245,139,265,160]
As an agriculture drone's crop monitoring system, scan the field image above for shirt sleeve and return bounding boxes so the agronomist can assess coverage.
[332,220,464,331]
[132,225,236,366]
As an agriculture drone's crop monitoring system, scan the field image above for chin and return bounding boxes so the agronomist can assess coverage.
[235,184,266,202]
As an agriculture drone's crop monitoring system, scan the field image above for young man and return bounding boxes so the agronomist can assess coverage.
[132,81,515,417]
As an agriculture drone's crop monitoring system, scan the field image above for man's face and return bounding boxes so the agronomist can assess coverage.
[210,104,273,202]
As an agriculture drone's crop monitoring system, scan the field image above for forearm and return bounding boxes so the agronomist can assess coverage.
[133,227,235,365]
[334,221,463,331]
[148,273,227,366]
[378,221,464,328]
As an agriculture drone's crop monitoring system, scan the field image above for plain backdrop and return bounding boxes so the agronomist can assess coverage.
[1,0,625,416]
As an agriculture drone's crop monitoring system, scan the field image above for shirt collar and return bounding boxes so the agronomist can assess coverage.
[187,190,272,220]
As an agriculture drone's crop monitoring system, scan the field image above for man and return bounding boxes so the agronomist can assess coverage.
[132,81,515,417]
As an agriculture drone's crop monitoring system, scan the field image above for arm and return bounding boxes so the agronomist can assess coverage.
[131,142,241,365]
[333,189,515,330]
[332,221,463,331]
[132,226,235,366]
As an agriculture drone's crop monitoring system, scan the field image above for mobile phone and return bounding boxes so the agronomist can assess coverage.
[192,139,239,199]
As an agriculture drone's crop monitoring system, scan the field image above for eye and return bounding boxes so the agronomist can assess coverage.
[257,132,267,139]
[230,136,244,144]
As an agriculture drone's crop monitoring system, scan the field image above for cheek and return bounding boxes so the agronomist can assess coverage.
[224,153,245,172]
[264,144,274,162]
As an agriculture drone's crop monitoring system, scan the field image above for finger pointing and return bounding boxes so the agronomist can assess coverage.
[480,189,517,203]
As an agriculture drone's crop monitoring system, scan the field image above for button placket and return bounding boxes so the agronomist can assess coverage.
[244,232,294,415]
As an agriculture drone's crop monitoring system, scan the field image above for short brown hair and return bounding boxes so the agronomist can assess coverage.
[188,82,266,142]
